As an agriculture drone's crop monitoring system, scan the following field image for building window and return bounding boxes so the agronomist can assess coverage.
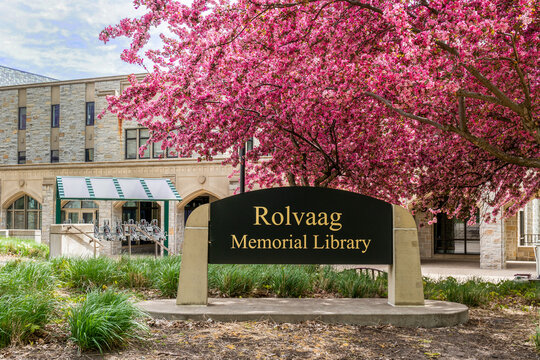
[18,107,26,130]
[50,150,59,163]
[139,128,150,159]
[86,102,95,126]
[51,104,60,128]
[17,151,26,164]
[153,140,164,158]
[125,128,168,159]
[6,195,42,230]
[434,213,480,255]
[122,201,160,223]
[61,200,99,224]
[85,148,94,162]
[125,129,138,159]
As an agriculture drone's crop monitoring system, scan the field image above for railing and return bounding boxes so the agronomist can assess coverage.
[520,234,540,246]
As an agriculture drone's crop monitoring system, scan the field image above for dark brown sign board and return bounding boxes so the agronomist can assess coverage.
[208,187,393,264]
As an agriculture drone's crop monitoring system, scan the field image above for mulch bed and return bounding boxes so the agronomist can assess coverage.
[0,307,537,359]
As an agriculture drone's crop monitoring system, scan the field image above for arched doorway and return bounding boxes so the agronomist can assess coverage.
[184,196,210,224]
[6,195,42,229]
[61,201,99,224]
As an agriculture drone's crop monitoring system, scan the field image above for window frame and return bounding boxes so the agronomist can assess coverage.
[50,150,59,163]
[18,107,26,130]
[6,195,42,230]
[51,104,60,128]
[125,128,170,159]
[433,213,480,255]
[85,148,94,162]
[138,128,150,159]
[85,102,95,126]
[125,129,138,159]
[17,151,26,164]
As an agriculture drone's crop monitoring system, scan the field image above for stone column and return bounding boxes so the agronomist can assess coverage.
[175,207,185,254]
[41,179,55,245]
[480,208,505,269]
[98,201,113,228]
[532,199,540,237]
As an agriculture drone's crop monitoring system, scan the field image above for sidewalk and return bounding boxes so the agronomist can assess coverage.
[419,260,537,282]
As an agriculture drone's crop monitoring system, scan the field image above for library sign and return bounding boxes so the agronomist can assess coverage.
[208,187,393,264]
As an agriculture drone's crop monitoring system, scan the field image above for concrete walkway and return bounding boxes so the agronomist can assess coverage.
[419,260,537,282]
[139,298,469,328]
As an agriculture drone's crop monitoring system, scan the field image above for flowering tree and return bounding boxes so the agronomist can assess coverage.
[100,0,539,221]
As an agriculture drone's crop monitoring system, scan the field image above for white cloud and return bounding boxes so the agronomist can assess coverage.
[0,0,184,79]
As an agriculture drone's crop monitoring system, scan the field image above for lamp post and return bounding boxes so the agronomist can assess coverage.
[239,138,254,194]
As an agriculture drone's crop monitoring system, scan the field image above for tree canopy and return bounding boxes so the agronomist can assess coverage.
[100,0,539,221]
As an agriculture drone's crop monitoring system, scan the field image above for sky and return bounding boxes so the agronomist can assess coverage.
[0,0,163,80]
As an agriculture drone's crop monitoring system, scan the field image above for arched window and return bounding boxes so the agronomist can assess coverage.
[61,201,99,224]
[6,195,42,229]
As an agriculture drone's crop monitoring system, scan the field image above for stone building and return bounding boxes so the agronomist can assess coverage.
[0,67,537,268]
[0,69,237,254]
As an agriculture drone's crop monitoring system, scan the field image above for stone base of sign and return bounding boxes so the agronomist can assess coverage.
[139,298,468,328]
[176,204,210,305]
[388,205,424,306]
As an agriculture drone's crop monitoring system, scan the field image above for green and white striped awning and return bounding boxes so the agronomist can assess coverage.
[56,176,181,201]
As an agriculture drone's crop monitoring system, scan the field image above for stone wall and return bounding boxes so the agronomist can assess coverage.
[504,214,518,261]
[0,89,18,165]
[480,210,505,269]
[26,87,51,164]
[41,181,55,244]
[94,81,122,162]
[59,84,86,162]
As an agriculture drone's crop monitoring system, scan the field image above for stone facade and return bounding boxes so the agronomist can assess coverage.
[26,87,51,164]
[0,89,18,165]
[59,83,86,163]
[479,213,505,269]
[94,80,122,162]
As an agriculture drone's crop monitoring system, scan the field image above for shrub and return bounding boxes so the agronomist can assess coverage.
[208,265,255,297]
[0,260,56,295]
[269,265,312,298]
[154,263,179,298]
[424,277,491,307]
[335,269,387,298]
[59,257,122,291]
[68,290,148,353]
[117,257,152,289]
[0,237,49,259]
[0,293,55,348]
[316,266,341,293]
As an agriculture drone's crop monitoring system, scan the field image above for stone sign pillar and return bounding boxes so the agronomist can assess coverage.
[176,204,209,305]
[388,205,424,306]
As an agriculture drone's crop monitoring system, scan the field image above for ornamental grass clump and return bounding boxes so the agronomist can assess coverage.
[68,290,148,353]
[0,293,55,348]
[335,269,387,298]
[0,237,49,259]
[209,265,256,297]
[0,260,56,295]
[424,277,491,307]
[59,257,123,291]
[116,257,153,289]
[269,265,312,298]
[154,262,180,298]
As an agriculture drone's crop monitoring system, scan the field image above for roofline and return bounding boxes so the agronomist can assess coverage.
[0,65,57,81]
[0,73,148,90]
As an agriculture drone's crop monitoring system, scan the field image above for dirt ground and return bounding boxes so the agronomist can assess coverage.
[0,307,537,360]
